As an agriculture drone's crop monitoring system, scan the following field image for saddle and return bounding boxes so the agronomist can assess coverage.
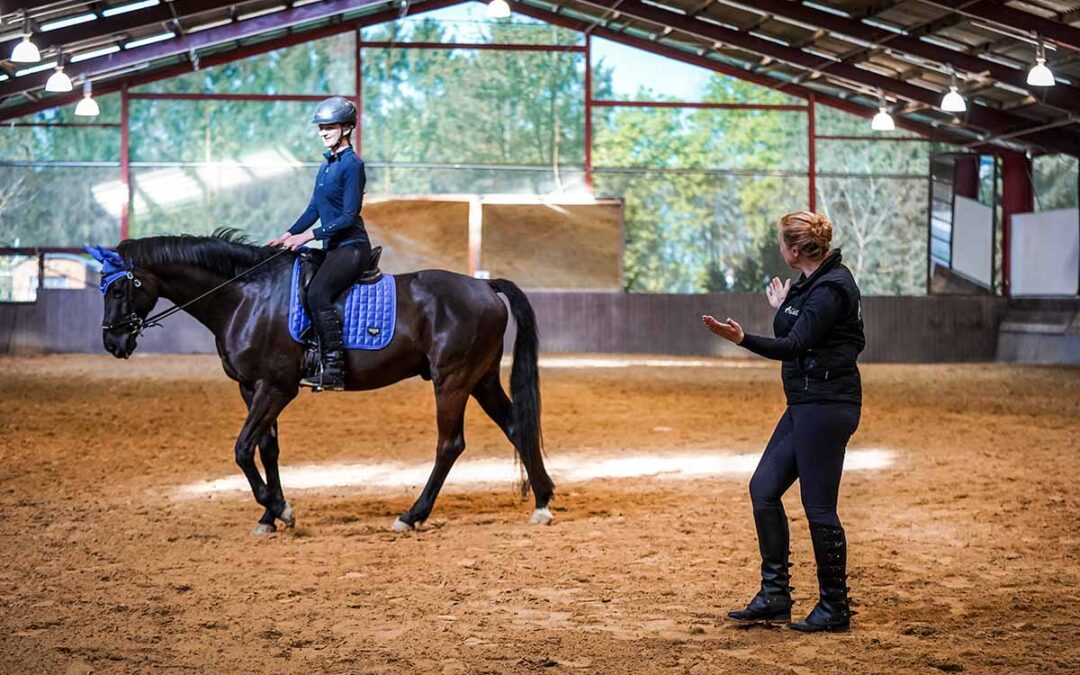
[297,245,383,295]
[290,247,395,380]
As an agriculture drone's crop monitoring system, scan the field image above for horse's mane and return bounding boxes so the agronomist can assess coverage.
[117,228,292,278]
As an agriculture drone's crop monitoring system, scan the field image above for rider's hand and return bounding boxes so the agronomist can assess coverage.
[766,277,791,309]
[283,231,314,251]
[701,315,744,344]
[267,232,291,248]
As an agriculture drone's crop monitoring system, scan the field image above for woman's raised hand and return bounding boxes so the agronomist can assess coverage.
[701,315,744,345]
[766,277,791,309]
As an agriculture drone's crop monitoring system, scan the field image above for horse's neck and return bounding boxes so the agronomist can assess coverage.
[152,263,281,334]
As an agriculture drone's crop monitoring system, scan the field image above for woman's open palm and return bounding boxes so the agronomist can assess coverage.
[767,277,791,309]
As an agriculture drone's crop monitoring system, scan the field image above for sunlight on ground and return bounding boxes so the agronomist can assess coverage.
[175,448,895,498]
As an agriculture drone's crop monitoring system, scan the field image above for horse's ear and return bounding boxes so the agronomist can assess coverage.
[84,245,105,263]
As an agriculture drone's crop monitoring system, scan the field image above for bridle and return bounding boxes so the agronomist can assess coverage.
[102,248,291,337]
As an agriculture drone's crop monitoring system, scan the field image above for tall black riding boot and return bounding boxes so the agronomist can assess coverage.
[789,523,852,632]
[728,508,793,623]
[301,308,346,392]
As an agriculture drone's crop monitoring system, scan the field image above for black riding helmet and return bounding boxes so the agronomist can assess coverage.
[311,96,357,126]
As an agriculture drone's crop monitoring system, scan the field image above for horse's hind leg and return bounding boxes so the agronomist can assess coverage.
[393,381,469,532]
[471,370,555,525]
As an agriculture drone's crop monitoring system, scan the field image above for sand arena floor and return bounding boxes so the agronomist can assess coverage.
[0,354,1077,674]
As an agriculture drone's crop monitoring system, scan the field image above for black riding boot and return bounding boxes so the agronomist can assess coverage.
[728,508,793,623]
[789,523,852,632]
[301,309,346,392]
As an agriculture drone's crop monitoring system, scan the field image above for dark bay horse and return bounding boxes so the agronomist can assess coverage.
[93,230,555,535]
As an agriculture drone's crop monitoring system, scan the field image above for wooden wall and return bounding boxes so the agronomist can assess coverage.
[1,289,1011,363]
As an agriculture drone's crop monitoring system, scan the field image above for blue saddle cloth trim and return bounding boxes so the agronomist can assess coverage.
[288,258,396,350]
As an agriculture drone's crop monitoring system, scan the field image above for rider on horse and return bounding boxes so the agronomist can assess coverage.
[268,96,370,392]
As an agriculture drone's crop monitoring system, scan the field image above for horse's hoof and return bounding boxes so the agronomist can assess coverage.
[278,502,295,528]
[530,508,554,526]
[251,523,277,537]
[391,518,414,532]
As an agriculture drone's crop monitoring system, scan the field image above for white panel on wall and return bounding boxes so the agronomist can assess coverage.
[1011,208,1079,296]
[952,196,994,287]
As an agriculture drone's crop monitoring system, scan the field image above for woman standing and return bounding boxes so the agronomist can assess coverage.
[702,211,865,632]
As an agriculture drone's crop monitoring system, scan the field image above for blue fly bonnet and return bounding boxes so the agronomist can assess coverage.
[84,245,137,294]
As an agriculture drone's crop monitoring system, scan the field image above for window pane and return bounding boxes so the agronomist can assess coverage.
[362,47,585,166]
[816,176,928,295]
[130,99,320,163]
[128,164,316,241]
[0,166,121,246]
[133,33,356,95]
[591,37,801,104]
[1034,154,1078,211]
[595,170,807,292]
[362,2,582,45]
[593,107,808,172]
[43,252,94,291]
[0,255,37,302]
[366,165,586,195]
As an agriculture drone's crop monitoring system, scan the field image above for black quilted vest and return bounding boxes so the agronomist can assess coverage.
[773,249,865,406]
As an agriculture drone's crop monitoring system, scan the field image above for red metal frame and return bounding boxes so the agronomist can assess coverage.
[584,33,592,192]
[128,93,331,101]
[808,94,816,213]
[362,41,585,52]
[592,100,808,111]
[814,135,941,142]
[120,84,130,242]
[355,32,363,156]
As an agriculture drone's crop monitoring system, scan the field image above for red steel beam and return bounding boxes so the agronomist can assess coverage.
[561,0,1080,154]
[0,0,463,122]
[120,83,130,242]
[592,100,808,110]
[808,92,815,213]
[509,0,962,144]
[0,0,397,102]
[584,33,592,191]
[362,41,585,52]
[128,92,332,101]
[741,0,1080,114]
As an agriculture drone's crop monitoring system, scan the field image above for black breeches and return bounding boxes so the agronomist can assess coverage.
[749,404,861,528]
[307,243,371,315]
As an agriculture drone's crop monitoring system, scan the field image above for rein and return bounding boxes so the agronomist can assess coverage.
[104,248,292,335]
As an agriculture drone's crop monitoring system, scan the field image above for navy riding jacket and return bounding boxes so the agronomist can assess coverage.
[288,146,369,250]
[739,249,866,406]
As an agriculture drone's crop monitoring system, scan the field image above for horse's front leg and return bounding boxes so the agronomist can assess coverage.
[253,421,296,534]
[236,382,293,536]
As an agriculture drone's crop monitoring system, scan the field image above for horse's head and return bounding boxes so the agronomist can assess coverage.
[84,245,160,358]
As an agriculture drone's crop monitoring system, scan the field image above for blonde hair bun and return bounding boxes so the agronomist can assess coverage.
[809,213,833,246]
[779,210,833,260]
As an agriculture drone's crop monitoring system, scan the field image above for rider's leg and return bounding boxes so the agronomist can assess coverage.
[302,243,370,390]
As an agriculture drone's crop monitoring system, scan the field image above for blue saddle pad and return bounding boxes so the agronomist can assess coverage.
[289,258,396,350]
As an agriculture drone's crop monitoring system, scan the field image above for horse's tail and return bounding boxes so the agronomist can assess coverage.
[488,279,551,498]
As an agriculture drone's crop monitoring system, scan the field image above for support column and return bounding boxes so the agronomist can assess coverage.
[807,94,816,212]
[584,34,592,193]
[468,196,483,277]
[120,83,130,242]
[355,32,363,155]
[1000,151,1035,297]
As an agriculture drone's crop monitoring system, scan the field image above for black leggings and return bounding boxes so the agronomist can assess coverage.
[307,243,371,316]
[749,404,861,528]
